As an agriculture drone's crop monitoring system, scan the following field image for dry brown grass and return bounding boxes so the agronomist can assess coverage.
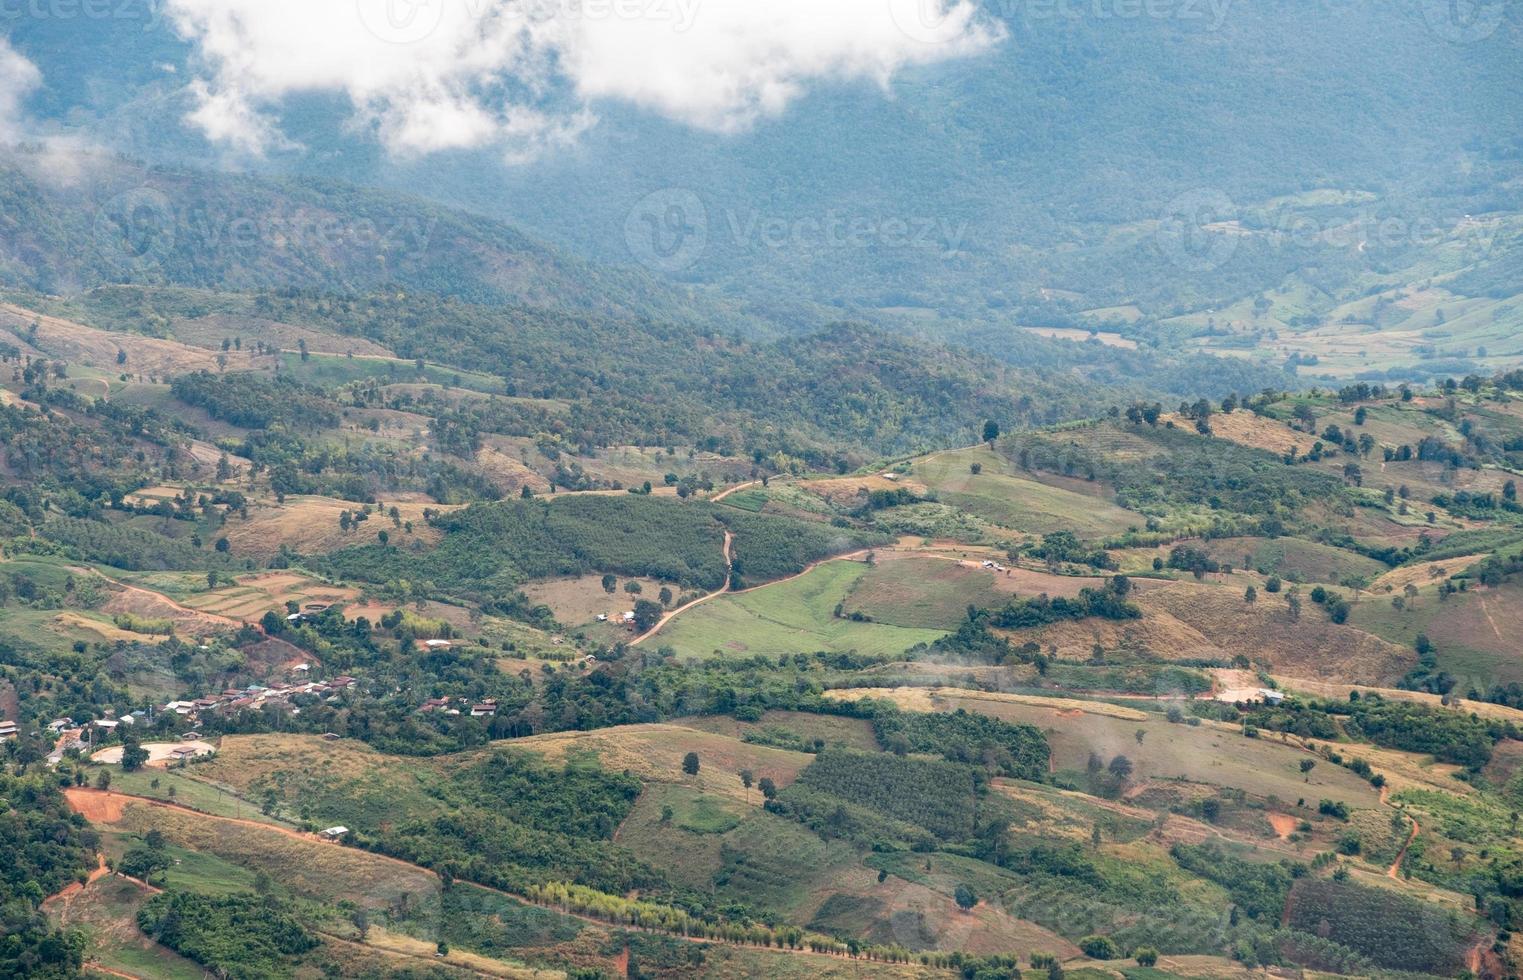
[522,574,680,626]
[195,734,400,796]
[218,496,449,558]
[170,313,395,358]
[0,303,267,378]
[1370,555,1490,594]
[96,578,240,638]
[823,686,1149,721]
[507,725,812,804]
[999,579,1415,684]
[1165,411,1309,456]
[475,441,552,495]
[801,475,923,505]
[108,799,441,909]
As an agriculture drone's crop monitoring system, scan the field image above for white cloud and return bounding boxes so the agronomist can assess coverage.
[164,0,1000,157]
[0,38,42,143]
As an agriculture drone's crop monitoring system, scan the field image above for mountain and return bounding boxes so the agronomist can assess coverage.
[8,1,1521,339]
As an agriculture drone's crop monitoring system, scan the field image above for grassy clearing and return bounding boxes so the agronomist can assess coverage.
[509,724,812,804]
[113,801,442,912]
[1200,536,1386,586]
[105,768,289,826]
[657,559,946,660]
[1352,580,1523,685]
[911,448,1134,537]
[673,710,882,752]
[830,687,1378,808]
[48,875,206,980]
[278,351,506,395]
[842,557,1009,629]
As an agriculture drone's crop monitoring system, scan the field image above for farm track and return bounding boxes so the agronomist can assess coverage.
[59,789,922,972]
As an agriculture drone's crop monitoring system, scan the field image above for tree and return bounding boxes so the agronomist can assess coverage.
[682,752,700,776]
[982,419,1000,445]
[95,769,111,790]
[740,769,754,801]
[1134,729,1146,745]
[601,574,617,594]
[120,734,149,773]
[633,599,664,632]
[214,537,230,553]
[954,884,977,911]
[1108,755,1133,780]
[1079,935,1120,960]
[1299,759,1316,775]
[1135,947,1159,967]
[1244,585,1257,604]
[759,777,777,800]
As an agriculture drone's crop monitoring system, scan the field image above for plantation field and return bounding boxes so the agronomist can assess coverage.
[655,559,947,660]
[911,449,1135,538]
[182,570,361,620]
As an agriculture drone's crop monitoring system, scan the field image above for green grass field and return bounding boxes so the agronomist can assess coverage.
[913,449,1134,537]
[656,560,946,660]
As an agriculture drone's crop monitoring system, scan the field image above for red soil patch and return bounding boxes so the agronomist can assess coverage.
[1267,813,1298,839]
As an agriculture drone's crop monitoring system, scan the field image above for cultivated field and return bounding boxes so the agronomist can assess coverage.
[655,559,947,660]
[910,449,1134,537]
